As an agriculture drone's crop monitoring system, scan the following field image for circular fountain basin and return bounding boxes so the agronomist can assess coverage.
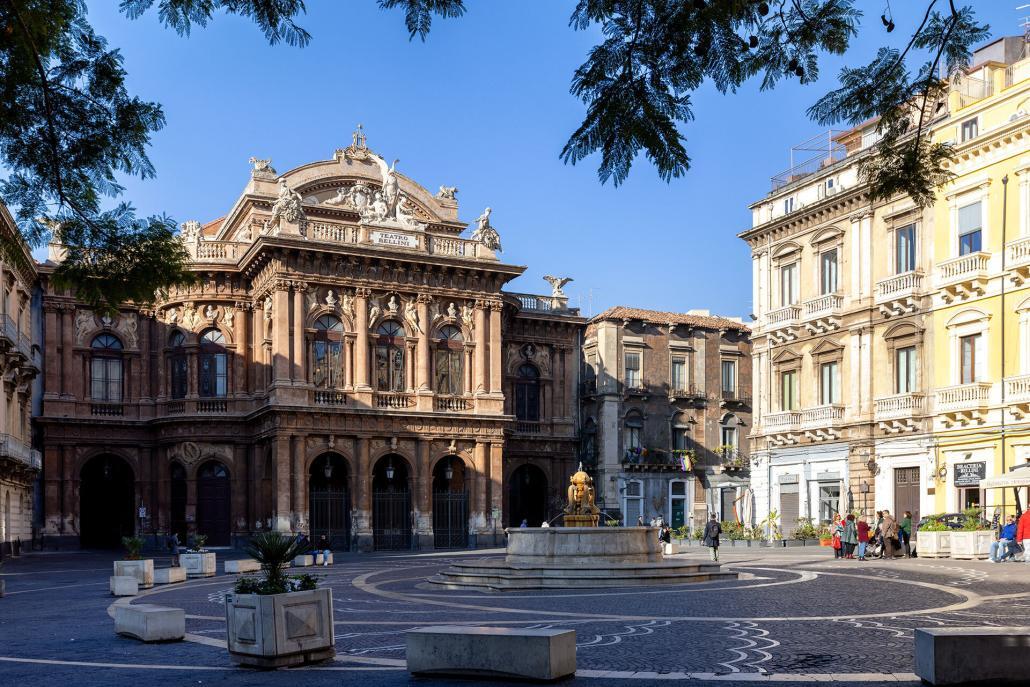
[505,526,662,565]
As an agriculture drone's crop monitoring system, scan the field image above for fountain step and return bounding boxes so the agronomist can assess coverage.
[428,570,737,591]
[442,562,723,578]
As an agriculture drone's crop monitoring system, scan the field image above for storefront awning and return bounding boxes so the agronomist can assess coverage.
[980,465,1030,490]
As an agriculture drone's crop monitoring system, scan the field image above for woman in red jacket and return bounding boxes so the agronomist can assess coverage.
[856,515,871,561]
[1018,509,1030,563]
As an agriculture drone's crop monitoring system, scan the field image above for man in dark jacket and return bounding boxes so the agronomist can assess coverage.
[703,514,722,561]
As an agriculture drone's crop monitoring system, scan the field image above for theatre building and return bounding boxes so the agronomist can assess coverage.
[38,135,583,550]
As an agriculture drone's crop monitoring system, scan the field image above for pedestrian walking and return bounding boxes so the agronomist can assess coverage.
[637,515,645,526]
[872,510,884,558]
[168,531,180,567]
[989,515,1018,562]
[857,515,870,561]
[703,513,722,562]
[880,509,899,559]
[1018,509,1030,564]
[831,513,843,559]
[843,514,858,559]
[899,510,913,558]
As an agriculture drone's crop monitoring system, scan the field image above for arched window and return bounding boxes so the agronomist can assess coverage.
[514,364,540,421]
[624,411,643,452]
[168,330,187,399]
[311,315,343,388]
[90,334,123,402]
[198,329,227,398]
[434,325,464,395]
[374,321,405,392]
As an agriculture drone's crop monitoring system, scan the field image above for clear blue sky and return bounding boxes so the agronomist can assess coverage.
[77,1,1023,319]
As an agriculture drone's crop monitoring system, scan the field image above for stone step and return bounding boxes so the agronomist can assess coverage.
[443,563,722,578]
[428,570,737,590]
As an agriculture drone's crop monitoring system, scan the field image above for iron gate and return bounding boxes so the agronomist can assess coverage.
[432,491,469,549]
[309,486,351,551]
[373,489,412,550]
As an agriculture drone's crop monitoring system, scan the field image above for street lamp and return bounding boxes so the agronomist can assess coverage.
[323,460,333,479]
[385,459,395,481]
[444,462,454,481]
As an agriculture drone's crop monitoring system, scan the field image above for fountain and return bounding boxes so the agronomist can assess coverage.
[429,465,738,591]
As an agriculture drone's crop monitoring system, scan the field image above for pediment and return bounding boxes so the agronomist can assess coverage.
[771,347,801,364]
[811,338,844,356]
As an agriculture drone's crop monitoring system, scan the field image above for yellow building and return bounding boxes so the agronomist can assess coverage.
[929,36,1030,517]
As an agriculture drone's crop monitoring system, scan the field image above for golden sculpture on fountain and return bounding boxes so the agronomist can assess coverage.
[563,463,600,527]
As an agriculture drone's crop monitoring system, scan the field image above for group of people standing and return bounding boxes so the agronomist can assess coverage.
[831,509,912,561]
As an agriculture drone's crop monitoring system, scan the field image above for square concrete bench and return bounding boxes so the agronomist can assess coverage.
[224,559,261,574]
[916,627,1030,685]
[154,567,187,584]
[315,552,333,566]
[293,555,314,567]
[407,626,576,681]
[110,576,139,596]
[115,604,185,642]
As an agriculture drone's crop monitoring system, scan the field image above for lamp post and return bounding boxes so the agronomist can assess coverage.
[385,458,395,482]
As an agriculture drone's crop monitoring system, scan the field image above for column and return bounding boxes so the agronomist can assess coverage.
[473,441,487,532]
[237,304,250,395]
[61,308,73,397]
[274,434,291,531]
[357,437,371,524]
[43,307,59,397]
[62,445,75,533]
[292,284,305,384]
[417,438,432,541]
[344,336,355,388]
[563,346,576,419]
[416,295,431,391]
[489,442,504,541]
[354,289,370,389]
[473,302,486,394]
[139,314,151,400]
[273,285,291,384]
[406,341,417,391]
[861,213,873,300]
[292,435,304,532]
[850,214,862,302]
[488,302,502,394]
[860,326,872,416]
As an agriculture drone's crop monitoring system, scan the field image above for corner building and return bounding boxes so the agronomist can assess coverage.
[39,136,583,550]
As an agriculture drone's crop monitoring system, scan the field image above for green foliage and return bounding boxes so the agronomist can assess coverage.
[817,524,833,540]
[244,531,311,594]
[122,536,145,560]
[793,517,819,541]
[235,572,319,596]
[919,514,949,532]
[760,509,782,541]
[691,526,706,540]
[605,518,620,527]
[189,534,207,552]
[120,0,313,46]
[960,507,989,531]
[673,525,690,539]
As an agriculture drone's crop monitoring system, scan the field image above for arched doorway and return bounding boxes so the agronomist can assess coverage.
[372,454,411,551]
[432,455,468,549]
[169,462,187,545]
[509,463,548,527]
[196,461,231,546]
[80,455,134,548]
[309,453,350,551]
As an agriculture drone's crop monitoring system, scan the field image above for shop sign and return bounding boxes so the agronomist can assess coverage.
[953,461,986,487]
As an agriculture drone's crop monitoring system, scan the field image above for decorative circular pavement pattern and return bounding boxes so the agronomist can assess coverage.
[2,546,1029,686]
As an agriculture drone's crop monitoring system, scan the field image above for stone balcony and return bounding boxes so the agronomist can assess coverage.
[935,382,992,427]
[800,404,844,441]
[765,305,802,343]
[874,392,925,433]
[802,294,843,335]
[936,252,990,303]
[1005,373,1030,419]
[875,271,925,318]
[1007,236,1030,286]
[0,433,40,471]
[763,410,802,446]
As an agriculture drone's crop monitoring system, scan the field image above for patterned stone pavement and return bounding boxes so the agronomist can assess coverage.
[1,546,1028,686]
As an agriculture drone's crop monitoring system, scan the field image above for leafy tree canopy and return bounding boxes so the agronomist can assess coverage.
[0,0,991,308]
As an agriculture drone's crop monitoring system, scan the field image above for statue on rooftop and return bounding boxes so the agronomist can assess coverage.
[471,207,501,252]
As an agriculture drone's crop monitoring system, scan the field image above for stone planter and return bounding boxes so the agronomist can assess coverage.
[916,531,951,558]
[949,531,993,560]
[113,559,154,589]
[180,552,217,578]
[225,587,335,668]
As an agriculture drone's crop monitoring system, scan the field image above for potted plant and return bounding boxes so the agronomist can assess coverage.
[225,532,334,668]
[180,534,216,578]
[791,518,819,547]
[818,525,833,547]
[950,508,993,560]
[114,536,154,589]
[916,515,951,558]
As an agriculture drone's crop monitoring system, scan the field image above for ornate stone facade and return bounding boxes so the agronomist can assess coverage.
[38,136,583,550]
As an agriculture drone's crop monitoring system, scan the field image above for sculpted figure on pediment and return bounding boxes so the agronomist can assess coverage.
[222,307,235,330]
[182,302,201,331]
[118,314,138,349]
[74,310,94,344]
[461,302,475,331]
[404,298,419,333]
[341,292,354,320]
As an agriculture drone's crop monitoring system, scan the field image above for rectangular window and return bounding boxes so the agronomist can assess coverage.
[721,426,738,449]
[896,345,917,393]
[625,425,641,450]
[896,224,916,274]
[624,351,641,388]
[958,202,982,255]
[721,360,736,395]
[784,197,795,214]
[960,118,978,142]
[818,484,841,524]
[820,361,840,405]
[671,357,686,391]
[960,333,981,384]
[672,428,690,451]
[780,370,798,411]
[780,262,798,306]
[820,249,838,294]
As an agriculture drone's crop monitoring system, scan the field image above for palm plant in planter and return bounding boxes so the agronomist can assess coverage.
[114,536,154,589]
[180,534,216,578]
[225,532,335,668]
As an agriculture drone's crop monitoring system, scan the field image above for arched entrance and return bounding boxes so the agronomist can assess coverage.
[169,462,187,544]
[309,453,351,551]
[509,463,548,527]
[432,455,468,549]
[372,454,411,551]
[80,455,134,548]
[196,461,231,546]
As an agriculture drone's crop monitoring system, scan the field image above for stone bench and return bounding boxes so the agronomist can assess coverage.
[407,626,576,681]
[224,559,261,574]
[915,627,1030,685]
[154,567,187,584]
[316,552,333,566]
[110,576,138,596]
[115,604,185,642]
[293,555,314,567]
